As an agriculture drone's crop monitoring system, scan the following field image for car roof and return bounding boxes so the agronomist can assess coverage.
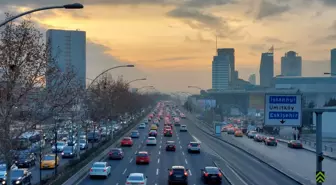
[166,141,175,143]
[148,137,156,139]
[129,173,144,177]
[181,125,186,126]
[138,151,148,154]
[205,166,219,171]
[123,137,131,139]
[111,148,121,151]
[189,141,199,144]
[93,162,106,165]
[172,166,185,169]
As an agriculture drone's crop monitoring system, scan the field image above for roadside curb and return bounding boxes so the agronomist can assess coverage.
[192,121,314,185]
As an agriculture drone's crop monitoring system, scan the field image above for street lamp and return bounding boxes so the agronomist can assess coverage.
[88,65,135,88]
[0,3,84,27]
[126,78,146,85]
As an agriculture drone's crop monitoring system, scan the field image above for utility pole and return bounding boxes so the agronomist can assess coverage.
[53,116,58,176]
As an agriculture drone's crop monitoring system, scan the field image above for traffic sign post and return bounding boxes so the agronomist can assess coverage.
[264,94,302,127]
[316,171,325,183]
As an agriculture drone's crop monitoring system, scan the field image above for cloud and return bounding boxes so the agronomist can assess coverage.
[329,20,336,30]
[313,34,336,44]
[183,0,236,8]
[184,33,213,43]
[256,0,290,19]
[263,36,285,43]
[156,56,196,62]
[319,0,336,6]
[249,44,267,52]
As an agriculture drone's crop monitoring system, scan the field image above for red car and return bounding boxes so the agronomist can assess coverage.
[164,129,173,137]
[108,148,124,159]
[136,151,150,164]
[288,140,303,149]
[120,137,133,146]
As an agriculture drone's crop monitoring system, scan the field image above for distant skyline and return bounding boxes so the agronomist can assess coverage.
[0,0,335,92]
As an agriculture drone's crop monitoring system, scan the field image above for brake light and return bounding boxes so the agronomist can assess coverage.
[103,169,106,172]
[188,144,191,147]
[184,171,188,176]
[90,168,93,172]
[198,144,201,147]
[139,182,144,184]
[204,172,209,177]
[169,171,173,175]
[218,172,222,177]
[126,182,131,184]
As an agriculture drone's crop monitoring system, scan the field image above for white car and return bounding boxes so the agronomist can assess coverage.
[52,141,67,152]
[89,162,111,178]
[187,142,200,153]
[125,173,147,185]
[138,123,146,129]
[146,137,157,145]
[180,125,187,132]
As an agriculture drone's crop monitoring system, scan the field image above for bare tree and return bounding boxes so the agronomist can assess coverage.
[0,14,82,184]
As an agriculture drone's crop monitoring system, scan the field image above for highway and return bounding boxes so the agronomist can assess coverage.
[220,131,336,185]
[75,113,301,185]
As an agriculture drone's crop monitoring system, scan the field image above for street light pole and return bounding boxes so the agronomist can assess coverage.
[126,78,146,85]
[0,3,84,27]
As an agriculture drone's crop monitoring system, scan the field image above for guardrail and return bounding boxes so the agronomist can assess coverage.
[31,109,152,185]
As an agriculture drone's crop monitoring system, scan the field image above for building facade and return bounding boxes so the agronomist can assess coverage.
[331,48,336,76]
[248,74,256,85]
[259,52,274,87]
[212,54,230,90]
[281,51,302,76]
[217,48,235,82]
[46,29,86,88]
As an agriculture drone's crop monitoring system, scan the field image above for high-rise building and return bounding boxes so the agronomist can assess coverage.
[259,52,274,87]
[281,51,302,76]
[217,48,235,82]
[248,74,256,85]
[212,54,230,90]
[46,29,86,88]
[331,49,336,76]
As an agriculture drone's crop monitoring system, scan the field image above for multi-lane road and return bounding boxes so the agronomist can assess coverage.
[74,114,301,185]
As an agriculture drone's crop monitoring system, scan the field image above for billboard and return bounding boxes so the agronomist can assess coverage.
[197,99,216,110]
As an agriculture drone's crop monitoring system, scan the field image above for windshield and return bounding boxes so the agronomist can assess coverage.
[79,140,86,143]
[0,164,6,171]
[190,143,199,146]
[56,142,64,146]
[43,155,54,161]
[11,170,23,178]
[129,175,143,181]
[93,163,105,168]
[63,147,73,152]
[137,153,148,157]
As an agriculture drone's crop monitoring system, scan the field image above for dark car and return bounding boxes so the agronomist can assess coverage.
[254,134,264,142]
[109,148,124,160]
[61,146,77,158]
[288,140,303,149]
[148,130,157,137]
[201,166,222,184]
[165,141,176,151]
[1,169,32,185]
[264,137,278,146]
[168,166,189,185]
[87,132,101,143]
[15,152,36,168]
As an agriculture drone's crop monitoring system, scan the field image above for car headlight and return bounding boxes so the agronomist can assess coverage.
[25,161,28,163]
[70,153,73,155]
[2,181,5,185]
[15,180,20,184]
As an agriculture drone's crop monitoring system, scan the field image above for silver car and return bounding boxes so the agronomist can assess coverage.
[187,142,200,153]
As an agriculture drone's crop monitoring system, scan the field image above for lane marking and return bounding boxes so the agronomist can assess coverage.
[180,146,182,149]
[116,183,119,185]
[157,158,160,163]
[182,152,184,155]
[135,151,138,154]
[159,145,162,149]
[159,151,161,155]
[189,169,192,176]
[122,168,127,174]
[156,168,159,175]
[179,141,180,144]
[185,159,188,164]
[192,135,202,143]
[129,158,133,163]
[138,145,141,149]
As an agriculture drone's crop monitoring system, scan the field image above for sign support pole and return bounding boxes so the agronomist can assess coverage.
[316,112,323,185]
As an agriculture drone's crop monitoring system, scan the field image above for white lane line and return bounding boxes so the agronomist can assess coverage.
[185,159,188,164]
[182,151,184,155]
[138,145,141,149]
[188,169,192,176]
[179,141,180,144]
[157,158,160,163]
[129,158,133,163]
[159,151,161,155]
[160,145,162,149]
[135,151,138,154]
[116,183,119,185]
[192,135,202,143]
[180,146,182,149]
[122,168,127,174]
[156,168,159,175]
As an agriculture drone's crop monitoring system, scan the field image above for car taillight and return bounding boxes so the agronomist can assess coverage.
[204,172,209,177]
[139,182,144,184]
[126,182,131,184]
[188,144,191,147]
[90,168,93,172]
[218,172,222,177]
[103,169,106,172]
[184,171,188,176]
[169,171,173,175]
[198,144,200,147]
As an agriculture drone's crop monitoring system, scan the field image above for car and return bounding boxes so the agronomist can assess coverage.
[139,123,146,129]
[164,129,173,137]
[227,129,235,135]
[14,152,36,168]
[2,169,32,185]
[180,113,186,119]
[136,151,150,164]
[130,130,140,138]
[247,131,257,138]
[234,130,243,137]
[264,137,278,146]
[146,137,157,145]
[288,140,303,149]
[150,124,158,130]
[121,137,133,146]
[62,146,78,158]
[51,141,67,153]
[126,173,148,185]
[148,130,158,137]
[187,142,200,153]
[201,166,223,184]
[166,141,176,151]
[40,154,59,169]
[89,162,111,178]
[180,125,187,132]
[254,134,264,142]
[109,148,124,159]
[79,139,88,150]
[168,166,189,185]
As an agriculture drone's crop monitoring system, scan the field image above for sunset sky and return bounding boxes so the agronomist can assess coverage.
[0,0,335,93]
